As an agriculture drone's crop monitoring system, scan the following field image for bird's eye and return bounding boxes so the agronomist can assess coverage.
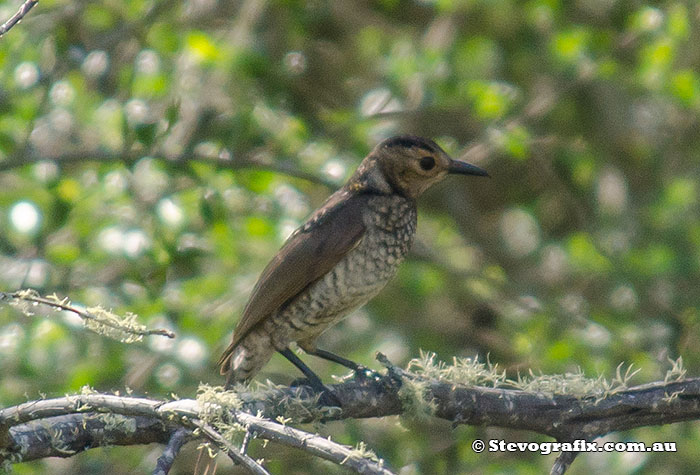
[419,156,435,171]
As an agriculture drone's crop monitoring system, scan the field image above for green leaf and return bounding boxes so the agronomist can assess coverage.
[566,232,611,274]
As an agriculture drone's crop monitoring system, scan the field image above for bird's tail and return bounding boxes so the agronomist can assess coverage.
[218,329,275,388]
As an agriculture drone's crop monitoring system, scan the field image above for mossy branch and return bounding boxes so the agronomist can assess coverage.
[0,289,175,342]
[0,388,391,475]
[1,353,697,474]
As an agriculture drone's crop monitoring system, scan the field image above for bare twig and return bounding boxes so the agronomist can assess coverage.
[153,428,191,475]
[0,149,338,188]
[550,451,580,475]
[241,429,252,454]
[156,398,392,474]
[0,0,38,38]
[231,410,390,474]
[192,422,269,475]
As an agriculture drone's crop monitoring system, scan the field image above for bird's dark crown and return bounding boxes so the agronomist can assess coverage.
[380,135,439,154]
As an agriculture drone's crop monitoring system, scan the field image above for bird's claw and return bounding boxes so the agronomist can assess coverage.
[318,389,342,407]
[290,377,342,407]
[352,364,383,382]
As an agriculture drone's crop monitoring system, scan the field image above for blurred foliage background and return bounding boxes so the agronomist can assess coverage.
[1,0,700,473]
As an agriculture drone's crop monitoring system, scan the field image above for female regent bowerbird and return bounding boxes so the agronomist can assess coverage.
[218,135,488,397]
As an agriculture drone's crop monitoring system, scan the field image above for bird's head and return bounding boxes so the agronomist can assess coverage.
[349,135,488,199]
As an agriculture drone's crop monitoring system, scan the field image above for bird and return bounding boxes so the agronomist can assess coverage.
[218,135,488,395]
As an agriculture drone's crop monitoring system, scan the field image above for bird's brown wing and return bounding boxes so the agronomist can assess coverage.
[218,190,368,372]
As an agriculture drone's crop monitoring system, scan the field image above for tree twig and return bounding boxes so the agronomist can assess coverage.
[1,290,175,340]
[550,451,580,475]
[0,149,338,188]
[0,0,38,38]
[153,428,192,475]
[192,421,269,475]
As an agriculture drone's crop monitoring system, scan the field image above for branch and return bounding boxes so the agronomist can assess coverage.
[551,451,580,475]
[2,413,171,461]
[153,428,191,475]
[0,392,391,474]
[0,149,338,188]
[374,353,696,441]
[0,0,38,38]
[1,289,175,342]
[1,354,696,474]
[191,422,269,475]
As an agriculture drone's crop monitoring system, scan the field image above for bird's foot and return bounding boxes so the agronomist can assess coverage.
[351,364,383,382]
[318,389,342,407]
[290,377,342,407]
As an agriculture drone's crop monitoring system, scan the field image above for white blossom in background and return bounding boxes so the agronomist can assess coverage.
[97,227,151,258]
[0,324,25,358]
[597,168,628,216]
[14,62,39,89]
[98,226,125,254]
[500,208,541,257]
[539,244,569,284]
[125,99,149,125]
[610,284,638,312]
[136,49,161,75]
[323,159,346,181]
[49,80,75,106]
[576,322,611,348]
[33,161,59,183]
[10,201,41,234]
[123,230,151,258]
[360,88,403,116]
[155,363,181,389]
[176,337,208,368]
[157,198,185,228]
[82,50,109,78]
[283,51,306,75]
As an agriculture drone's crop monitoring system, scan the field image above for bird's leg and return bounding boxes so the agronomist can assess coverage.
[304,348,381,381]
[278,348,341,407]
[305,348,361,370]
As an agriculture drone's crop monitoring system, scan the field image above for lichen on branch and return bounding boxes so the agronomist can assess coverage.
[0,289,175,342]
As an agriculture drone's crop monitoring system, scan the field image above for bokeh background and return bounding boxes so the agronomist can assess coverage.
[2,0,700,473]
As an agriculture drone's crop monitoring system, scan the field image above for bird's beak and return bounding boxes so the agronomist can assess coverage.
[448,159,489,177]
